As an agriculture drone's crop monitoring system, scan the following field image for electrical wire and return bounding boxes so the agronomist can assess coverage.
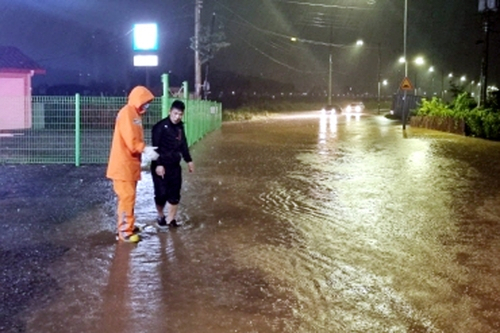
[229,31,325,74]
[271,0,374,11]
[213,0,355,48]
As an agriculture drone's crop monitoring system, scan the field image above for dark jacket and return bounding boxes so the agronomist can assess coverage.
[151,117,192,167]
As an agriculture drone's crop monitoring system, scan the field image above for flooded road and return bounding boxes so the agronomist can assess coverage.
[3,111,500,332]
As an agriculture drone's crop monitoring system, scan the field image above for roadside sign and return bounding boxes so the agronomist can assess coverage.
[399,77,414,91]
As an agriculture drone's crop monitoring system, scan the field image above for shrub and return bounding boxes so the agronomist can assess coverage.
[415,94,500,140]
[452,92,477,112]
[416,97,452,117]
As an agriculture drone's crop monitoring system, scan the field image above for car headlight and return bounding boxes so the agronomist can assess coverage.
[346,106,352,112]
[355,106,361,112]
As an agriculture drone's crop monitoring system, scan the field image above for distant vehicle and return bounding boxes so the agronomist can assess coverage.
[322,104,342,114]
[345,102,364,114]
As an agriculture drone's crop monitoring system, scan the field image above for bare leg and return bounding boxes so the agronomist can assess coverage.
[156,204,165,218]
[167,202,178,223]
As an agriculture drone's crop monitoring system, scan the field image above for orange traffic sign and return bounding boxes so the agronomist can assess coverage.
[399,77,414,91]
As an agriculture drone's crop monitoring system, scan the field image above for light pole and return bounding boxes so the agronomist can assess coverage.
[402,0,408,130]
[414,56,424,95]
[440,70,446,99]
[327,24,333,106]
[377,42,381,114]
[194,0,203,98]
[327,38,363,106]
[428,66,434,96]
[404,0,408,78]
[328,52,332,105]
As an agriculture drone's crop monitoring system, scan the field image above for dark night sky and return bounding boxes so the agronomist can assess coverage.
[0,0,498,94]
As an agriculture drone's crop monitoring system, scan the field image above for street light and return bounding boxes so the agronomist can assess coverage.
[413,56,425,95]
[428,66,435,95]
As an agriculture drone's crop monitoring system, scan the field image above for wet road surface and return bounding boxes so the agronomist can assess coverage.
[2,111,500,332]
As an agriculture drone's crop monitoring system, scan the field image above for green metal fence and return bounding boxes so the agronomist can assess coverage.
[0,74,222,165]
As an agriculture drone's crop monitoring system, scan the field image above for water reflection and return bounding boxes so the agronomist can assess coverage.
[345,113,361,123]
[329,113,337,134]
[99,244,132,332]
[318,112,338,141]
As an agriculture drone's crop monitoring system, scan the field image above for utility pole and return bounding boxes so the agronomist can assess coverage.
[478,0,497,106]
[441,70,445,100]
[327,24,333,106]
[377,42,381,114]
[194,0,203,99]
[479,12,490,106]
[402,0,408,130]
[203,12,216,100]
[328,53,332,106]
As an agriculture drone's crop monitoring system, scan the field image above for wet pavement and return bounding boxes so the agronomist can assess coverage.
[2,110,500,332]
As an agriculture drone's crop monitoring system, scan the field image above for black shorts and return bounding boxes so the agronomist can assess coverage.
[151,164,182,206]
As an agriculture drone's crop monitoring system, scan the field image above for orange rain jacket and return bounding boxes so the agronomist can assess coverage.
[106,86,154,181]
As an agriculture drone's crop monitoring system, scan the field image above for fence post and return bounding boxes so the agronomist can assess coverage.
[182,81,192,145]
[161,73,169,118]
[182,81,189,100]
[75,93,81,167]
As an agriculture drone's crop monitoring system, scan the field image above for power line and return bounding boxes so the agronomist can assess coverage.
[232,33,325,74]
[214,2,356,48]
[271,0,375,11]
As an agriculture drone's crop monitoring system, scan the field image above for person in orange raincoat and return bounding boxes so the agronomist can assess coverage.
[106,86,159,243]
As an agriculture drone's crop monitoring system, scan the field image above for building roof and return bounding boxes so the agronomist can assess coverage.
[0,46,45,74]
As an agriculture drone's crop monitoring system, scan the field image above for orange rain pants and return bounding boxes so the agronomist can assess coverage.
[113,180,138,240]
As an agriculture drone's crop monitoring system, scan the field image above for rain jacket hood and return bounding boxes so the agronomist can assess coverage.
[128,86,154,111]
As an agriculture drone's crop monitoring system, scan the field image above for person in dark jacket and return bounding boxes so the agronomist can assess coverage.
[151,100,194,228]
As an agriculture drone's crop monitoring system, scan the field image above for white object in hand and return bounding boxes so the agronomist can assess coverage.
[143,146,159,161]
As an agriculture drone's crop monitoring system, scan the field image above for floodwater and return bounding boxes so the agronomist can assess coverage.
[3,111,500,333]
